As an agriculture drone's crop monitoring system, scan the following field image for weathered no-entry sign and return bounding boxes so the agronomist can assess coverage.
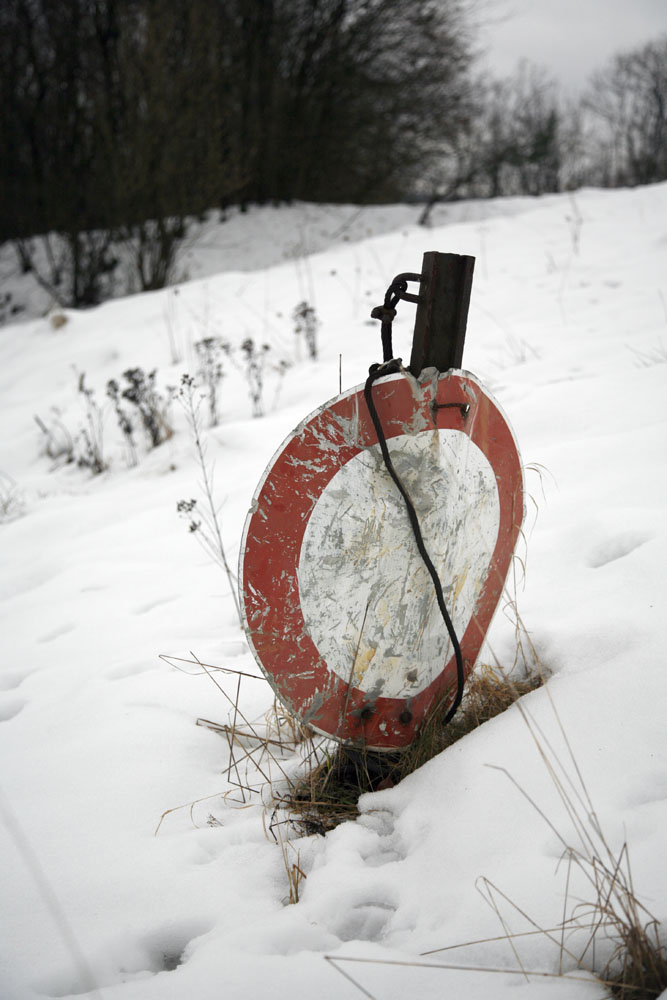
[239,367,524,749]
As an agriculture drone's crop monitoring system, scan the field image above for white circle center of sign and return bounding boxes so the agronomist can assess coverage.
[298,429,500,700]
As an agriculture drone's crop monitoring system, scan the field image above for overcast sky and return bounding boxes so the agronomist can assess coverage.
[476,0,667,92]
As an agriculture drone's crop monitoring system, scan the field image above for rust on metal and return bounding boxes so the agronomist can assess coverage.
[409,251,475,376]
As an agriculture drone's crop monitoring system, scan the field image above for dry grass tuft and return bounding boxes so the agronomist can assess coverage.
[401,664,543,772]
[284,664,544,836]
[480,671,667,1000]
[275,822,308,904]
[160,651,548,914]
[321,668,667,1000]
[605,912,667,999]
[158,653,543,866]
[285,745,392,836]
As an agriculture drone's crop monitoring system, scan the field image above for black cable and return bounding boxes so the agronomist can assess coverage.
[365,323,465,726]
[370,277,408,363]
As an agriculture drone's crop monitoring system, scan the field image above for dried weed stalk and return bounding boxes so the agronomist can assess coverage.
[481,681,667,999]
[157,652,327,901]
[240,337,271,418]
[157,608,544,908]
[195,336,229,427]
[178,376,241,624]
[0,472,25,523]
[34,410,75,465]
[112,367,173,450]
[274,820,308,905]
[323,682,666,1000]
[76,373,106,474]
[293,300,319,360]
[157,653,319,816]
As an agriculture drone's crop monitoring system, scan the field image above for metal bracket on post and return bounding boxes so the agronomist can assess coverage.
[409,251,475,376]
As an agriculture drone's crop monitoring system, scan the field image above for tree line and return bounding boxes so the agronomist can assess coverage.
[1,0,665,308]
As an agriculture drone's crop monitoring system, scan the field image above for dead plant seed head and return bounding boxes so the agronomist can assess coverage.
[177,377,241,624]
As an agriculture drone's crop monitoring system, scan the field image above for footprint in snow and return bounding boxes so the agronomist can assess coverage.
[587,531,651,569]
[358,808,407,866]
[623,772,667,809]
[106,661,156,681]
[37,623,75,644]
[133,595,178,615]
[0,697,26,722]
[0,668,31,691]
[36,921,209,997]
[335,899,398,942]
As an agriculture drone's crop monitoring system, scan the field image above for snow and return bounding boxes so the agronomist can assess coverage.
[2,183,667,1000]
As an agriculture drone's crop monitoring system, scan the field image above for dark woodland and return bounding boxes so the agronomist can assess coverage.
[1,0,665,306]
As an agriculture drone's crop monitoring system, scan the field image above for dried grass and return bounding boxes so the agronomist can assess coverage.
[323,676,667,1000]
[158,650,544,913]
[159,643,543,840]
[284,663,544,836]
[163,651,667,1000]
[460,670,667,1000]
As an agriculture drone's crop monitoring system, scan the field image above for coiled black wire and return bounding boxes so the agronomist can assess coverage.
[365,301,465,726]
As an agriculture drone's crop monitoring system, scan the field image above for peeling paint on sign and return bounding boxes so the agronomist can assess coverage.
[239,369,524,750]
[298,429,499,700]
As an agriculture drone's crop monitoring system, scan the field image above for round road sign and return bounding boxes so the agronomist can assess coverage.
[239,367,524,749]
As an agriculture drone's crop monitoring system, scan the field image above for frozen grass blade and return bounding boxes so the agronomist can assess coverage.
[476,876,530,980]
[324,956,378,999]
[420,919,586,956]
[483,681,667,998]
[325,953,606,984]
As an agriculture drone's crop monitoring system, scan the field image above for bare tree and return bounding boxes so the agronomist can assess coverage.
[0,0,122,304]
[421,62,584,216]
[476,63,568,197]
[1,0,475,308]
[220,0,474,205]
[584,36,667,187]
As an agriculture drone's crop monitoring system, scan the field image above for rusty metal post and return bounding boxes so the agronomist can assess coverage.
[408,251,475,376]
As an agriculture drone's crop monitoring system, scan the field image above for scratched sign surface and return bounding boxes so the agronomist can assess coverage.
[239,369,524,749]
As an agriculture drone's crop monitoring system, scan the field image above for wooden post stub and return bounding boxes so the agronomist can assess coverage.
[409,251,475,376]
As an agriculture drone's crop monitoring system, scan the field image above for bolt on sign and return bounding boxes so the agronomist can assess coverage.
[239,254,524,750]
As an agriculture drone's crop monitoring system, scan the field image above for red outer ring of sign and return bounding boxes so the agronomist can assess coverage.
[240,371,523,749]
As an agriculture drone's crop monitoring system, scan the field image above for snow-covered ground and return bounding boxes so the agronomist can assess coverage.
[1,184,666,1000]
